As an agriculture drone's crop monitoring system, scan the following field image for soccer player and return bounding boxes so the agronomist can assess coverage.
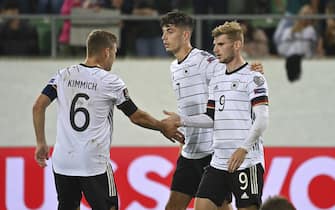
[162,21,269,210]
[160,11,263,210]
[261,196,296,210]
[32,30,183,210]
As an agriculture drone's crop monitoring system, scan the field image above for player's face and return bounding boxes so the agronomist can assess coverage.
[161,24,185,54]
[213,34,235,64]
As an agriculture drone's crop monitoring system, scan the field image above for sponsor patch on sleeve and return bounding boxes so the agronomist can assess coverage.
[48,78,55,84]
[253,76,265,86]
[207,56,216,63]
[254,88,267,94]
[123,88,130,100]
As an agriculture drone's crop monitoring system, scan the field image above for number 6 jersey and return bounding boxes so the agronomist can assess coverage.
[46,64,129,176]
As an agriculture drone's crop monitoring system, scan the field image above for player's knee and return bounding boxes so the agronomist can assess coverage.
[165,202,185,210]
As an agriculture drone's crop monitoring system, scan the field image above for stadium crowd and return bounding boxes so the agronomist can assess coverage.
[0,0,334,58]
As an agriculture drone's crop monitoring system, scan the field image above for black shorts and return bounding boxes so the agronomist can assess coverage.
[171,155,212,197]
[171,154,232,203]
[54,164,118,210]
[196,163,264,208]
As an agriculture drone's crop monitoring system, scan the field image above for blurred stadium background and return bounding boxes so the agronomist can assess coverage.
[0,0,334,209]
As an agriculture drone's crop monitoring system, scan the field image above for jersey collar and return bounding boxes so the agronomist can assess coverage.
[225,62,248,75]
[177,48,195,64]
[80,63,99,68]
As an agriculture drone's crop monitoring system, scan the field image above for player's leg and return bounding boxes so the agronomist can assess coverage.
[166,155,212,210]
[231,163,264,210]
[195,197,218,210]
[195,166,230,210]
[238,205,258,210]
[218,199,233,210]
[81,164,118,210]
[165,190,192,210]
[53,172,82,210]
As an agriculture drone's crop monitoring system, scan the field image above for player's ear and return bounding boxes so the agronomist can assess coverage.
[103,47,109,58]
[234,40,242,50]
[183,30,191,41]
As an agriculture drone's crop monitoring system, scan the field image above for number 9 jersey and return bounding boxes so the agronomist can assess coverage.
[208,63,269,171]
[44,64,129,176]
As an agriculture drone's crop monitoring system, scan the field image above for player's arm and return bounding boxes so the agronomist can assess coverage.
[163,99,215,128]
[32,84,56,167]
[117,99,184,144]
[228,96,269,173]
[241,99,269,152]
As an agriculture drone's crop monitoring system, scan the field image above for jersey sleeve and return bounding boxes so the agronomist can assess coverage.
[46,69,61,87]
[41,71,60,100]
[198,51,221,84]
[208,73,216,102]
[101,74,129,106]
[206,70,218,120]
[247,72,269,106]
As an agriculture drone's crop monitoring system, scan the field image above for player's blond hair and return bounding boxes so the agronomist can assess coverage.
[212,21,244,43]
[86,29,117,57]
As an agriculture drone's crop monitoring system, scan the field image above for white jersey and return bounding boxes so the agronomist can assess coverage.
[209,63,268,170]
[48,64,128,176]
[170,48,226,159]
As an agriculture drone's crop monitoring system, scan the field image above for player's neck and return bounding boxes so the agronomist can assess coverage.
[175,44,193,63]
[226,55,246,73]
[84,57,105,70]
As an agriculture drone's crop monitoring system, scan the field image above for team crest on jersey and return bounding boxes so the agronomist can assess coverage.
[123,88,130,100]
[253,76,265,86]
[231,80,239,90]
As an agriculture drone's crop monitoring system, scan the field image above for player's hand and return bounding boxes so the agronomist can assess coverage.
[227,148,247,173]
[250,61,264,74]
[162,110,182,126]
[35,143,49,168]
[160,110,185,144]
[160,126,185,144]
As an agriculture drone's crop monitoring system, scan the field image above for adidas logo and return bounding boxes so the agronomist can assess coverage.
[241,192,249,199]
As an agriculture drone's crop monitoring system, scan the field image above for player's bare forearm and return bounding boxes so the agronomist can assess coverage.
[130,109,185,144]
[32,94,51,167]
[32,94,51,145]
[129,109,162,131]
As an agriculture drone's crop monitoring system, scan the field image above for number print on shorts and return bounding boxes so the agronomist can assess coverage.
[219,95,225,111]
[239,172,249,190]
[70,93,90,132]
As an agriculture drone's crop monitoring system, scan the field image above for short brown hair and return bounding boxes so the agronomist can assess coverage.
[261,196,296,210]
[86,30,117,56]
[212,21,244,43]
